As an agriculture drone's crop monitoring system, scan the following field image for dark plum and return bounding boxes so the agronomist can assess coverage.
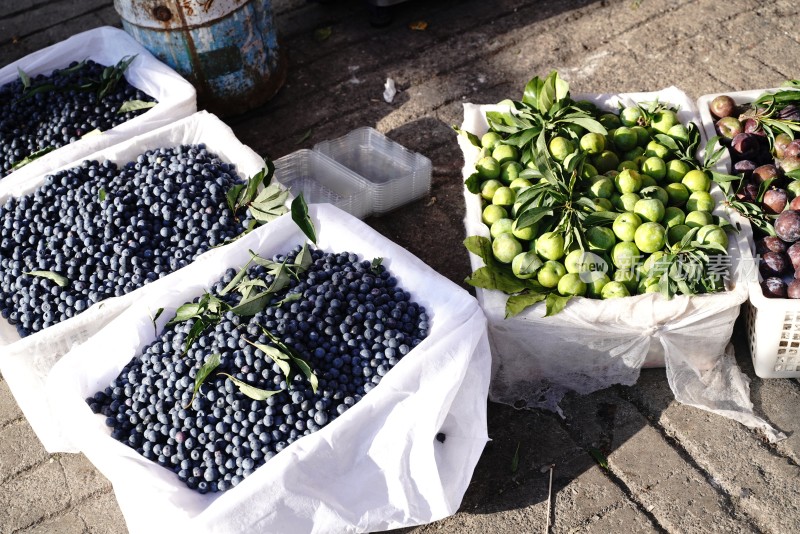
[780,156,800,174]
[759,251,789,278]
[743,118,766,136]
[788,279,800,299]
[791,196,800,211]
[730,133,762,160]
[762,188,788,214]
[785,140,800,159]
[733,160,758,178]
[761,277,787,298]
[709,95,737,119]
[715,116,743,139]
[735,182,759,202]
[752,164,779,184]
[774,133,794,159]
[788,242,800,271]
[775,210,800,243]
[756,235,788,255]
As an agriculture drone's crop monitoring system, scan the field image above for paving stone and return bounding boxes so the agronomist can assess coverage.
[58,453,112,503]
[0,459,69,532]
[18,510,87,534]
[74,490,127,534]
[0,420,49,483]
[0,376,24,427]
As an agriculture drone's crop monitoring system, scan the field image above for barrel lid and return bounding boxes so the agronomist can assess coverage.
[114,0,245,30]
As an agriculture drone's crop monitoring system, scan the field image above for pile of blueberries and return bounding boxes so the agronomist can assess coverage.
[0,59,155,177]
[0,144,250,336]
[88,246,430,494]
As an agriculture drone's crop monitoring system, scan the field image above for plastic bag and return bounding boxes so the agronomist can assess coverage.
[459,89,784,442]
[0,111,270,452]
[46,204,491,533]
[0,26,196,188]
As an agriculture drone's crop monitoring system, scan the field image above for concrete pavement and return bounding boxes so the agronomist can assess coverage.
[0,0,798,532]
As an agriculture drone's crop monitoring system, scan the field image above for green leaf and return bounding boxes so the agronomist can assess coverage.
[786,170,800,181]
[219,257,254,296]
[556,115,607,134]
[291,193,317,244]
[248,182,289,222]
[464,236,494,265]
[230,290,273,316]
[295,128,313,145]
[314,26,332,42]
[464,172,482,194]
[23,270,69,287]
[17,66,31,89]
[11,146,56,170]
[245,339,292,378]
[98,187,106,202]
[183,317,213,354]
[583,211,619,227]
[505,291,547,318]
[273,292,302,308]
[226,183,246,215]
[185,353,221,409]
[150,307,164,336]
[295,243,313,270]
[515,206,554,230]
[291,355,319,394]
[544,293,571,317]
[97,55,136,100]
[511,442,520,473]
[167,302,203,325]
[522,76,545,109]
[218,373,282,400]
[588,447,608,469]
[371,257,383,274]
[452,126,482,148]
[117,100,157,113]
[654,133,680,152]
[465,266,529,294]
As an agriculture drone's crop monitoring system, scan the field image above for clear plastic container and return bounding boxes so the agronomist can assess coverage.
[314,127,432,215]
[274,149,371,220]
[697,88,800,379]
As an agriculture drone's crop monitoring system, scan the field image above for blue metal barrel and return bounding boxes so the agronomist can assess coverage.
[115,0,286,117]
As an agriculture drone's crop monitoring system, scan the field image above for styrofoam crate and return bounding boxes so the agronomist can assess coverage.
[0,110,277,451]
[0,26,196,189]
[698,87,800,378]
[459,87,753,413]
[274,149,370,219]
[314,127,432,215]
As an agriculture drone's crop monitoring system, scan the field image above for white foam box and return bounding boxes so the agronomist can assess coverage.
[0,26,196,188]
[0,110,273,451]
[460,87,751,410]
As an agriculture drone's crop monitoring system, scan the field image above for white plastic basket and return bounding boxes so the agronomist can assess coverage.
[697,88,800,378]
[0,110,273,451]
[0,26,197,188]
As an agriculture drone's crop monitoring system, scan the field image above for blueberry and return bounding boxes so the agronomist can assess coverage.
[88,247,429,494]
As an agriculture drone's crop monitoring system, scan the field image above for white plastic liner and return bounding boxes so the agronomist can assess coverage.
[0,110,269,451]
[459,88,784,442]
[0,26,196,187]
[46,203,491,533]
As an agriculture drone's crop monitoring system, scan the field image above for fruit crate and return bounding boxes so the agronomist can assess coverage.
[459,87,755,415]
[698,88,800,378]
[314,127,432,216]
[0,110,277,452]
[0,26,196,188]
[45,203,490,533]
